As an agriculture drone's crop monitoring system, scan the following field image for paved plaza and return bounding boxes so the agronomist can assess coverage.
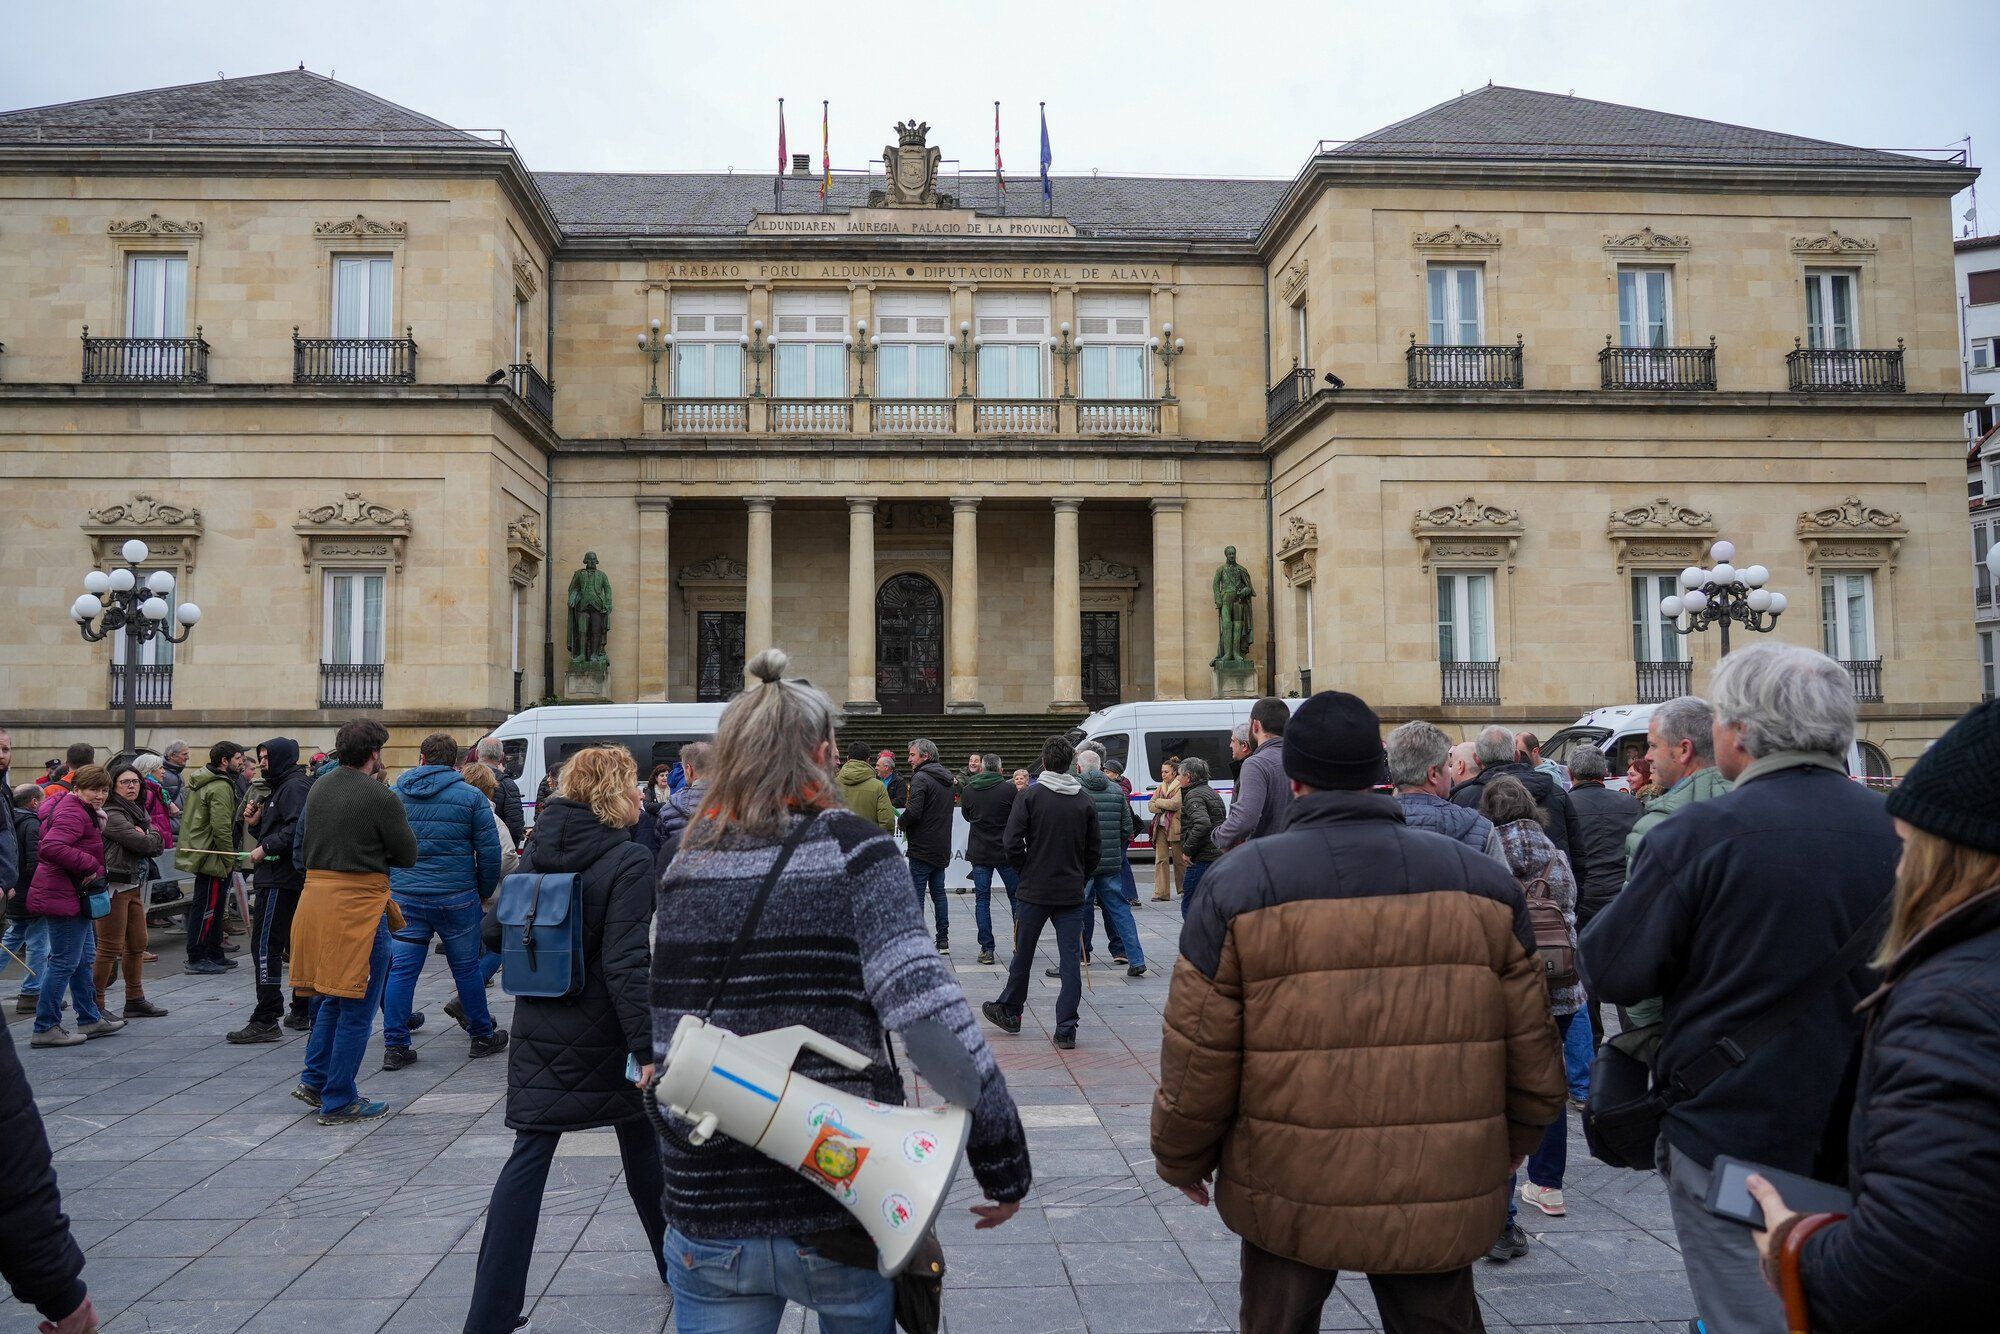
[6,892,1695,1333]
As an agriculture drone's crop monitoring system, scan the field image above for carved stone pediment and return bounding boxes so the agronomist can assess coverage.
[678,554,747,615]
[1413,496,1522,571]
[314,214,407,239]
[85,493,201,529]
[1609,497,1715,532]
[108,213,202,237]
[1603,227,1690,254]
[1079,557,1140,585]
[82,493,204,571]
[511,257,540,296]
[294,492,412,569]
[507,513,545,588]
[1412,224,1501,251]
[1797,497,1905,573]
[871,120,947,209]
[1277,515,1319,560]
[678,555,747,584]
[1797,497,1903,534]
[1278,257,1309,301]
[1790,230,1876,257]
[1607,497,1716,574]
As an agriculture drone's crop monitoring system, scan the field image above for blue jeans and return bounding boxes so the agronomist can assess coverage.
[381,890,496,1048]
[968,864,1017,953]
[1118,857,1139,904]
[994,901,1085,1038]
[908,858,949,947]
[34,915,102,1033]
[1181,859,1211,921]
[1563,999,1594,1101]
[1080,873,1144,970]
[664,1227,895,1334]
[1510,1009,1577,1221]
[302,920,392,1115]
[480,949,503,985]
[4,916,50,997]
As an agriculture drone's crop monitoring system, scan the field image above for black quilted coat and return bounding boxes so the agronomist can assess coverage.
[485,796,655,1132]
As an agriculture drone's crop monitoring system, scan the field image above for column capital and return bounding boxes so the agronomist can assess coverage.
[744,495,776,513]
[846,496,877,514]
[636,496,674,513]
[1149,498,1185,515]
[1052,497,1083,514]
[949,496,981,513]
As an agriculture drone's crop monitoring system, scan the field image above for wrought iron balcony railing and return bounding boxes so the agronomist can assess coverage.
[1842,658,1884,703]
[663,398,747,433]
[108,663,173,709]
[1441,660,1501,706]
[1636,659,1693,704]
[872,400,955,434]
[319,662,384,709]
[1600,340,1717,391]
[1078,401,1161,434]
[293,329,418,384]
[81,327,209,384]
[770,399,851,433]
[975,400,1057,434]
[1407,336,1524,389]
[1787,342,1905,393]
[508,360,555,424]
[1266,366,1315,426]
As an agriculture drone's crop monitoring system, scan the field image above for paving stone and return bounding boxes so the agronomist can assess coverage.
[146,1255,317,1304]
[100,1299,265,1334]
[233,1298,400,1334]
[1074,1281,1230,1333]
[280,1252,446,1300]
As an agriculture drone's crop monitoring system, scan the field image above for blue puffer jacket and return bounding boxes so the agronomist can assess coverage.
[389,765,504,900]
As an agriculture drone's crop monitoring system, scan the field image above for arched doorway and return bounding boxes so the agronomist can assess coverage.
[876,573,944,714]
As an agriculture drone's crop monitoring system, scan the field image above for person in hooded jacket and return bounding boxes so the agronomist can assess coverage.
[463,744,667,1334]
[652,741,711,871]
[379,732,506,1071]
[130,752,175,846]
[899,738,955,955]
[1077,751,1144,976]
[962,752,1018,964]
[228,738,313,1043]
[94,763,166,1019]
[174,741,245,974]
[833,741,896,836]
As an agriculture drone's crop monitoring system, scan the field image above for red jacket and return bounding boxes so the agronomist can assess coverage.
[26,792,104,918]
[140,778,174,845]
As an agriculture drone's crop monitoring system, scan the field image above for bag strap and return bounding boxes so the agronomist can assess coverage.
[1663,890,1893,1104]
[698,813,815,1020]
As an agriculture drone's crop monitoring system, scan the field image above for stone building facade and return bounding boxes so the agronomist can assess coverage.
[0,73,1982,766]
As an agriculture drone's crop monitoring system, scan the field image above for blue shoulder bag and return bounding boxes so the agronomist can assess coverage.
[494,871,584,999]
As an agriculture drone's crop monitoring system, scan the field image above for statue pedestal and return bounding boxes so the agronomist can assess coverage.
[564,666,611,704]
[1212,661,1260,700]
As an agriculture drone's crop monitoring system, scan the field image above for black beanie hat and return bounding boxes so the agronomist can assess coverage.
[1886,699,2000,855]
[1283,691,1389,791]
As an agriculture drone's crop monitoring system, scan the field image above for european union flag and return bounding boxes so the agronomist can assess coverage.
[1039,103,1053,210]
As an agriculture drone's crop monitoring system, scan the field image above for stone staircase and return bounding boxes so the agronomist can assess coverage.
[836,713,1081,773]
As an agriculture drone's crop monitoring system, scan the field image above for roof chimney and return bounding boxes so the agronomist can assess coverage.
[791,153,811,176]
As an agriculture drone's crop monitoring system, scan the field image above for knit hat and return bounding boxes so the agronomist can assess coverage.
[1283,691,1389,791]
[1886,699,2000,855]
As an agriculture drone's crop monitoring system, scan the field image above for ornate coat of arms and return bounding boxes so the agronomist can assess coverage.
[873,121,946,209]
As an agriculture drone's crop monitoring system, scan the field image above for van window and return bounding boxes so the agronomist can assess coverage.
[499,738,526,780]
[543,734,709,781]
[1143,731,1234,784]
[1088,732,1130,774]
[1609,733,1648,776]
[1539,728,1609,768]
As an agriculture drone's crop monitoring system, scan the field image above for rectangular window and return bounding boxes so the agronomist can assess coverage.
[1819,571,1876,660]
[1969,269,2000,306]
[1805,270,1859,350]
[324,570,386,666]
[332,255,394,338]
[1973,338,1997,371]
[125,253,189,338]
[772,291,847,399]
[510,586,523,674]
[974,292,1050,397]
[876,291,952,398]
[1978,520,1994,606]
[1631,572,1687,662]
[1436,570,1495,663]
[1291,298,1309,368]
[513,296,526,364]
[1982,630,1997,702]
[1077,293,1150,398]
[671,291,747,397]
[1617,267,1673,347]
[1426,264,1483,346]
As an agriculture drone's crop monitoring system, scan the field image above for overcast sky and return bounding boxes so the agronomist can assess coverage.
[7,0,1996,226]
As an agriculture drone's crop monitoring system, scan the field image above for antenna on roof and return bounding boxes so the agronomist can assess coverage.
[217,71,226,80]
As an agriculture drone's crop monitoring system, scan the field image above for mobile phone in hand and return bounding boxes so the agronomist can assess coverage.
[1704,1156,1851,1228]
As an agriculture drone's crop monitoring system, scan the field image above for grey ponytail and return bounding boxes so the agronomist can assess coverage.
[681,645,841,850]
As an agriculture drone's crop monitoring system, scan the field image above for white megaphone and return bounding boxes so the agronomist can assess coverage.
[650,1013,973,1276]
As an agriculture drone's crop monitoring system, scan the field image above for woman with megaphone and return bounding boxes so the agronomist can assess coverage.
[651,648,1033,1333]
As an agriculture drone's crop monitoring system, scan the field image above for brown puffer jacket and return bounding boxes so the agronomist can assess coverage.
[1151,789,1565,1275]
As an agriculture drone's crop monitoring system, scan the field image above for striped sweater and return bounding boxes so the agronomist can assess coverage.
[652,805,1032,1239]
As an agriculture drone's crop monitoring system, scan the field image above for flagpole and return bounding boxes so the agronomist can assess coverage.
[820,99,830,208]
[776,97,786,212]
[1040,101,1052,218]
[995,100,1005,214]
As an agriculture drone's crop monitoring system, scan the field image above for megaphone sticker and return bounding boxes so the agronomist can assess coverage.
[882,1193,916,1231]
[802,1123,871,1193]
[902,1130,942,1164]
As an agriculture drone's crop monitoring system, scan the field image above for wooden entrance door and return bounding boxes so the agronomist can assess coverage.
[876,574,944,714]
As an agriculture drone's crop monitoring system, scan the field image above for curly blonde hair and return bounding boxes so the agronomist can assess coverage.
[557,745,640,829]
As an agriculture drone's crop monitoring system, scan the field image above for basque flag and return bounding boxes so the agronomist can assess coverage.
[1039,103,1053,207]
[995,101,1005,192]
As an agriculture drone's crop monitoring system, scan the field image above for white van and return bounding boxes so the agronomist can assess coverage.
[1073,698,1304,855]
[489,703,727,826]
[1539,702,1886,791]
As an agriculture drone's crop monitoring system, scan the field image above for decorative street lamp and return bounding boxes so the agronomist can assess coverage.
[1053,321,1078,400]
[848,319,874,398]
[745,321,768,398]
[72,538,201,759]
[949,320,973,397]
[1149,322,1186,401]
[635,318,668,399]
[1658,539,1787,656]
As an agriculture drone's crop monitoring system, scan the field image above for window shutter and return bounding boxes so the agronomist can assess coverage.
[1969,269,2000,305]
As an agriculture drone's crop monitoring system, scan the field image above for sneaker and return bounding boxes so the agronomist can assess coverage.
[1486,1222,1529,1262]
[217,956,239,969]
[228,1021,282,1045]
[936,943,950,956]
[1126,964,1148,978]
[1519,1183,1566,1216]
[1052,1031,1076,1050]
[979,1001,1021,1035]
[123,998,169,1018]
[977,951,996,965]
[79,1017,127,1039]
[292,1084,324,1108]
[468,1031,509,1059]
[183,960,229,975]
[382,1046,418,1071]
[14,995,38,1014]
[407,1011,426,1032]
[1110,954,1129,965]
[284,1010,312,1032]
[140,950,159,962]
[317,1098,391,1127]
[30,1027,87,1048]
[443,997,468,1030]
[221,941,242,954]
[953,887,968,896]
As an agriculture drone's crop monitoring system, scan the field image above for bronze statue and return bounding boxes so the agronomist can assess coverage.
[1211,546,1255,667]
[566,551,612,669]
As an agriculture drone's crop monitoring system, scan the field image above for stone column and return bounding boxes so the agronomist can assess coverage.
[636,497,672,701]
[846,497,880,714]
[744,496,774,666]
[1051,497,1085,712]
[1151,498,1186,700]
[948,497,983,713]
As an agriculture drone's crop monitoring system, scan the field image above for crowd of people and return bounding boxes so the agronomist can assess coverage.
[2,637,1997,1333]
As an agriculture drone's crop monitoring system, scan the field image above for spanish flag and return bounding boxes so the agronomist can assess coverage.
[820,100,830,200]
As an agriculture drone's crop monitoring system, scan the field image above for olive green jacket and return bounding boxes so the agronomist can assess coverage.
[173,766,240,879]
[1619,764,1733,1027]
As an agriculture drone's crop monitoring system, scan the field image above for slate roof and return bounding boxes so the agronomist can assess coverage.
[1333,85,1944,170]
[0,69,491,148]
[536,170,1288,240]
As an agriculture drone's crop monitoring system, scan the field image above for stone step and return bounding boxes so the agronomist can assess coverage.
[837,713,1081,774]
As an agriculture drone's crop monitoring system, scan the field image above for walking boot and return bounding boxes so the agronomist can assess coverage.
[124,997,169,1018]
[227,1020,281,1044]
[468,1031,509,1059]
[382,1046,418,1071]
